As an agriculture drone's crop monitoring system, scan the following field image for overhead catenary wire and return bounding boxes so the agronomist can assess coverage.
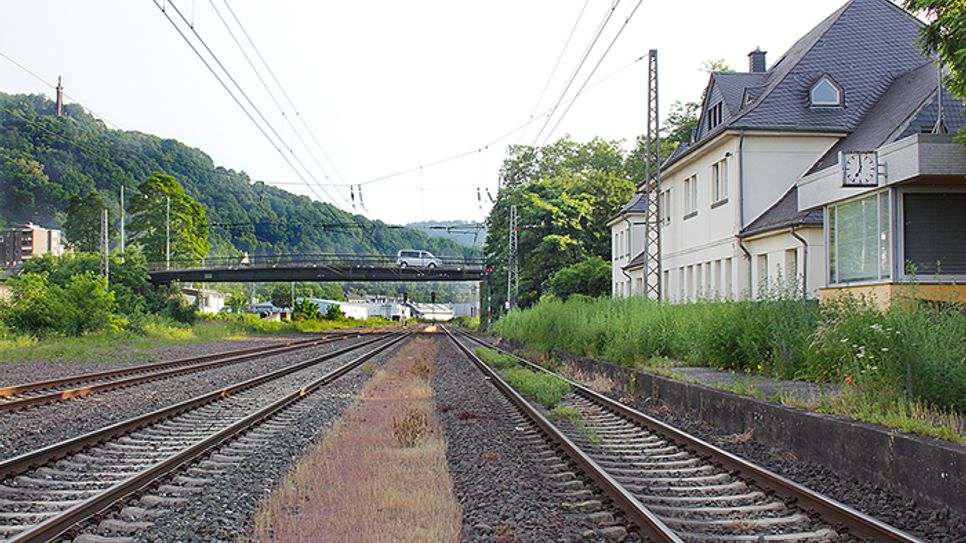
[152,0,351,210]
[530,0,623,146]
[541,0,646,145]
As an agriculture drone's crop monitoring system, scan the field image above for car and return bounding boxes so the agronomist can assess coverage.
[396,250,442,269]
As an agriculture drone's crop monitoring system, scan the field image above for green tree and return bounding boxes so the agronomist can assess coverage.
[292,298,322,321]
[270,283,294,308]
[128,173,210,265]
[904,0,966,139]
[0,271,115,337]
[548,256,611,301]
[225,293,249,313]
[64,191,107,252]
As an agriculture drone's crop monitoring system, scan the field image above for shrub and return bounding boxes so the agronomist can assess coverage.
[324,303,343,321]
[502,367,572,409]
[293,298,322,321]
[0,271,116,337]
[548,257,611,301]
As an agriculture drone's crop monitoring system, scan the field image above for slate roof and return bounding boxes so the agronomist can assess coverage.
[807,62,966,174]
[624,251,646,270]
[739,186,823,238]
[609,191,647,222]
[665,0,929,170]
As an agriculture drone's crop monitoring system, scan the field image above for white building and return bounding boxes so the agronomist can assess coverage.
[612,0,939,302]
[181,287,229,314]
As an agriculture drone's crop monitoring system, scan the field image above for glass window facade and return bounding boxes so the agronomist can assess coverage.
[828,191,890,284]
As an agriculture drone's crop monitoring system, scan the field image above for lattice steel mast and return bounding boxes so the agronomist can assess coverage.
[642,49,662,300]
[507,204,519,310]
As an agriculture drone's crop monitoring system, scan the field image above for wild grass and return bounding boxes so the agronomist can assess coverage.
[549,405,582,423]
[0,313,394,363]
[252,336,461,542]
[502,367,572,409]
[491,295,966,441]
[474,346,518,370]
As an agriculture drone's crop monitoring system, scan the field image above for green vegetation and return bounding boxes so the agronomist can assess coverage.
[474,346,518,370]
[450,315,480,331]
[127,173,209,264]
[548,256,611,301]
[502,367,572,409]
[492,296,966,413]
[0,91,475,258]
[549,405,582,423]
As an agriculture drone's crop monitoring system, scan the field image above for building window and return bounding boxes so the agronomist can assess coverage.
[683,175,698,216]
[757,254,769,290]
[663,270,669,301]
[785,249,799,290]
[723,257,733,298]
[902,192,966,276]
[711,158,728,203]
[706,102,724,131]
[660,189,671,225]
[810,76,842,107]
[828,191,890,284]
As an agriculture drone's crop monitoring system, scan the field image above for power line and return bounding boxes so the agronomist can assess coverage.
[519,0,591,143]
[530,0,622,145]
[541,0,645,145]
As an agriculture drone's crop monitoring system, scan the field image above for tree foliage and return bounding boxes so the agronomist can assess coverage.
[128,173,210,265]
[1,271,116,336]
[548,256,611,301]
[64,191,107,252]
[292,298,322,321]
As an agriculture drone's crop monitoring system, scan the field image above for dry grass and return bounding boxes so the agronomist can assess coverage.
[393,407,428,447]
[252,336,461,542]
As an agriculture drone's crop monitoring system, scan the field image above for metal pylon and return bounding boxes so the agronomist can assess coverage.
[507,204,519,310]
[642,49,662,300]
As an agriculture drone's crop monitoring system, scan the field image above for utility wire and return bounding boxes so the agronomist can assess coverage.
[541,0,645,145]
[531,0,622,145]
[519,0,591,144]
[206,0,354,208]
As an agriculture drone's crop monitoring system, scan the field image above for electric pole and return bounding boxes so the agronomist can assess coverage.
[507,204,519,311]
[119,185,125,260]
[100,208,109,291]
[165,195,171,271]
[643,49,663,300]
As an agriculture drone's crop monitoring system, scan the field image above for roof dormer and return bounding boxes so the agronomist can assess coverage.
[809,75,843,107]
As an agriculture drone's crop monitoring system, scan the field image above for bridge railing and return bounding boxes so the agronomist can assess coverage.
[147,253,487,273]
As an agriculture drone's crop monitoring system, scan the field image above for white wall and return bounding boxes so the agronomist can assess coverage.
[609,212,644,298]
[744,227,825,299]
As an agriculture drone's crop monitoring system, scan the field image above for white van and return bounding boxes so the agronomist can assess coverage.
[396,250,442,269]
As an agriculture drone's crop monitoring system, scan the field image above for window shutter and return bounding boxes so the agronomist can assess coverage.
[903,193,966,275]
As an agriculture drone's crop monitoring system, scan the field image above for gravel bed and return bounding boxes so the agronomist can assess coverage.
[0,335,374,459]
[627,398,966,543]
[433,336,612,542]
[0,337,291,383]
[131,338,408,542]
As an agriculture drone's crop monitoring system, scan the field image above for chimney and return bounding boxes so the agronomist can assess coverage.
[748,47,767,73]
[55,76,64,117]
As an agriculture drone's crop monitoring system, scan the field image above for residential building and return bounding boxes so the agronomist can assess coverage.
[613,0,942,302]
[0,223,67,268]
[181,287,230,314]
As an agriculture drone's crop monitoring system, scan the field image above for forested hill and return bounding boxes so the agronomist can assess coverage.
[0,92,475,258]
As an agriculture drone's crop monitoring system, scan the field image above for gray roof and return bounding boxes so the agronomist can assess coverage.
[623,251,646,270]
[609,191,647,222]
[740,186,823,238]
[667,0,929,170]
[807,62,966,174]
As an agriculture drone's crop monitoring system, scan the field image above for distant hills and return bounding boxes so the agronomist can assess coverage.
[0,91,475,259]
[404,220,486,249]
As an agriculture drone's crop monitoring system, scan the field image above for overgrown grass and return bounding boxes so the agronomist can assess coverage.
[0,313,395,363]
[474,346,518,370]
[502,367,572,409]
[549,405,582,423]
[492,295,966,414]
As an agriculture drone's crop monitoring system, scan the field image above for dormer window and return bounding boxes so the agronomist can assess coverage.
[810,76,842,107]
[706,102,724,131]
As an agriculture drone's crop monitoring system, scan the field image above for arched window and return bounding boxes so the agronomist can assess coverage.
[810,76,842,106]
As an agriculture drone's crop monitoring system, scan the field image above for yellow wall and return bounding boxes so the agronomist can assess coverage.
[820,283,966,309]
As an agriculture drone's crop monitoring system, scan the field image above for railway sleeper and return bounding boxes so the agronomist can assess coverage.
[674,527,839,542]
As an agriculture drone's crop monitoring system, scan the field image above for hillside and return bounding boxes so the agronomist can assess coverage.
[404,220,486,248]
[0,92,475,259]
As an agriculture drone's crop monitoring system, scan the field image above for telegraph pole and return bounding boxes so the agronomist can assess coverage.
[507,204,519,311]
[165,195,171,271]
[119,185,125,259]
[100,209,109,290]
[642,49,663,300]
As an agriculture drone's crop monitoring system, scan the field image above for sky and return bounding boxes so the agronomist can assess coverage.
[1,0,851,225]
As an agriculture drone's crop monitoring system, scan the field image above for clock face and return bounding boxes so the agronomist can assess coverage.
[842,152,878,186]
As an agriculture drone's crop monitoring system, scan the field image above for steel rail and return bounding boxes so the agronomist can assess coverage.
[456,329,924,543]
[0,330,379,412]
[7,331,412,543]
[0,332,393,481]
[442,326,684,543]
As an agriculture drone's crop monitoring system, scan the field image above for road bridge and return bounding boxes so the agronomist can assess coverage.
[147,254,488,283]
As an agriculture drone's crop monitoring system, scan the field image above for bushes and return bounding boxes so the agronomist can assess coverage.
[1,272,117,337]
[502,367,572,409]
[492,295,966,411]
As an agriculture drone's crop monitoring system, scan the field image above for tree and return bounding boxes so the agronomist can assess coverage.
[292,298,322,321]
[904,0,966,138]
[548,257,612,301]
[270,283,293,308]
[127,173,210,265]
[64,191,107,252]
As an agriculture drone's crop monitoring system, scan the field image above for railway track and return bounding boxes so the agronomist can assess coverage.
[0,330,410,542]
[445,327,924,543]
[0,330,378,413]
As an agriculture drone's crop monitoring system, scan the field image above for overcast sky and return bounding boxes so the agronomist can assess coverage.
[2,0,851,225]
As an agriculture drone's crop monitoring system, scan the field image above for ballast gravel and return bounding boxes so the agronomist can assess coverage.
[432,337,612,542]
[0,334,374,459]
[130,339,407,542]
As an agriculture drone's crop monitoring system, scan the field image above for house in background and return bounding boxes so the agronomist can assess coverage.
[181,287,230,314]
[613,0,948,302]
[0,223,67,268]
